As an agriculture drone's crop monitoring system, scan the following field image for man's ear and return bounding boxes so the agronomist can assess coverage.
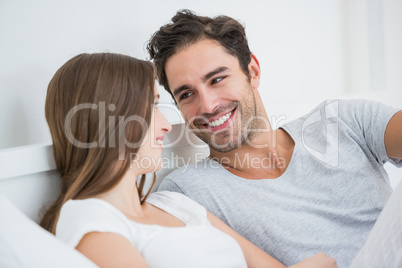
[248,54,261,89]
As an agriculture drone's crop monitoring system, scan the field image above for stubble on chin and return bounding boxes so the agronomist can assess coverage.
[189,112,246,153]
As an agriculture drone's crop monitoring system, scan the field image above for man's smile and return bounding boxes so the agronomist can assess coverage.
[203,107,237,132]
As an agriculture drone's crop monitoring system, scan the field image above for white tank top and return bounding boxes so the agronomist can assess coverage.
[56,191,247,268]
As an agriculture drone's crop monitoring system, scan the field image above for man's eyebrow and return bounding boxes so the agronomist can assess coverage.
[172,67,228,98]
[173,85,190,98]
[202,66,228,83]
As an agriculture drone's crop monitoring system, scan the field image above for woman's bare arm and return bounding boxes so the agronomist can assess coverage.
[76,232,149,268]
[207,211,286,268]
[207,211,337,268]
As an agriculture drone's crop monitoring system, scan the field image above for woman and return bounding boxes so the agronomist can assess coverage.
[41,53,336,268]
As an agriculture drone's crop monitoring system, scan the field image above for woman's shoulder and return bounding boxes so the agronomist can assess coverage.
[147,191,203,209]
[59,198,127,224]
[56,198,133,248]
[147,191,209,225]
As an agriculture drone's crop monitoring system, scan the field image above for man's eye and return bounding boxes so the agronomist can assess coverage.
[211,76,225,85]
[179,92,192,100]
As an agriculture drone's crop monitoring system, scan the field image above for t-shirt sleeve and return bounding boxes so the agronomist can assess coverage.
[146,191,208,225]
[56,200,134,248]
[158,175,186,194]
[340,99,401,166]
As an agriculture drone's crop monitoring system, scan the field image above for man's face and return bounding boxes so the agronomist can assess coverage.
[165,39,261,153]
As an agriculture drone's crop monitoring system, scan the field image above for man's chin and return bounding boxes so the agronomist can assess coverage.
[209,144,240,153]
[188,125,245,152]
[199,136,243,153]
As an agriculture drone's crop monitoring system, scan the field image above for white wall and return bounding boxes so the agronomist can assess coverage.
[0,0,401,149]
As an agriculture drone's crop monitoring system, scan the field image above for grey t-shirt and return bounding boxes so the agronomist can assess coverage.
[158,99,401,267]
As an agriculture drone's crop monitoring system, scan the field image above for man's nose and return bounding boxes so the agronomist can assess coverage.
[198,89,219,114]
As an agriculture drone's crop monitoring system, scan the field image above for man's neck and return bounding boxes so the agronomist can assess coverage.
[209,128,294,179]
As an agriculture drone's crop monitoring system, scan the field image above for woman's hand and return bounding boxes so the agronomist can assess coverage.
[289,253,337,268]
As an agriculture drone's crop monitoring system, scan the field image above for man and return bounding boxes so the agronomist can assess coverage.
[147,10,402,267]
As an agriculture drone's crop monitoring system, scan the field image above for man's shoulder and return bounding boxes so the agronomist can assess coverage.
[281,98,397,143]
[163,157,223,182]
[158,158,227,192]
[282,99,364,126]
[280,99,357,137]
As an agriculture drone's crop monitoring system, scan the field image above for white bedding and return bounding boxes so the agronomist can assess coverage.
[0,194,97,268]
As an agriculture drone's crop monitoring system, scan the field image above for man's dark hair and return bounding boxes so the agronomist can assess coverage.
[147,9,252,102]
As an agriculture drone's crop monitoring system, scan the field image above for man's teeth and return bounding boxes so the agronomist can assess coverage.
[208,111,232,127]
[156,140,163,145]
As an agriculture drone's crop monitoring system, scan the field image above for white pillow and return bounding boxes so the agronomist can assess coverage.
[351,180,402,267]
[0,194,98,268]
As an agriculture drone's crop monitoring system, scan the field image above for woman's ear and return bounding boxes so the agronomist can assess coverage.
[248,54,261,89]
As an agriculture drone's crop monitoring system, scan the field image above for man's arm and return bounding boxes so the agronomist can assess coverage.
[384,111,402,159]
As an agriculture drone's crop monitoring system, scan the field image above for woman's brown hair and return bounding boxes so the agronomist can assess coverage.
[40,53,156,234]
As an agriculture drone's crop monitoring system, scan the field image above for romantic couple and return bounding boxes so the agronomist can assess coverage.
[40,10,402,268]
